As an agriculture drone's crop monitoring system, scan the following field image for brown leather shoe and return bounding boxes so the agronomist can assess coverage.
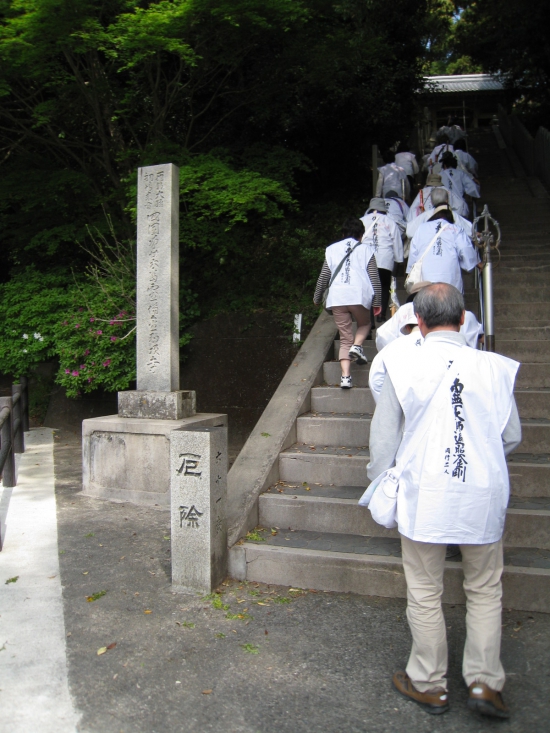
[392,671,449,715]
[467,682,510,719]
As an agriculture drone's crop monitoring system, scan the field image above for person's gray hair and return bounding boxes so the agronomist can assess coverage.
[414,283,464,328]
[430,187,449,207]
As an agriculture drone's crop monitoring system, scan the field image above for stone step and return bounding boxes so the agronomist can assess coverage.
[500,341,550,362]
[515,390,550,420]
[515,363,550,389]
[499,325,550,340]
[494,303,550,321]
[259,490,550,549]
[493,288,550,303]
[311,386,375,414]
[238,531,550,613]
[297,413,371,448]
[280,445,550,497]
[323,361,370,387]
[515,420,550,454]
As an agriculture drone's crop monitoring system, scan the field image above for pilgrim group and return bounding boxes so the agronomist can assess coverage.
[313,127,521,720]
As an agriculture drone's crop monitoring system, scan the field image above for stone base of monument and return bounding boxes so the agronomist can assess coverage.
[82,413,227,506]
[118,389,196,420]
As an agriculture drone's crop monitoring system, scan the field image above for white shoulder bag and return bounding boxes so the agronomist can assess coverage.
[359,357,462,529]
[405,223,450,293]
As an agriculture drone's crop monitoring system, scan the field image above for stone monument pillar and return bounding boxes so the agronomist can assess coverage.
[170,426,228,593]
[82,163,226,506]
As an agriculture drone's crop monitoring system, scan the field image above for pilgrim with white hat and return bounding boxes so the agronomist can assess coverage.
[407,194,479,294]
[406,188,472,239]
[360,197,403,322]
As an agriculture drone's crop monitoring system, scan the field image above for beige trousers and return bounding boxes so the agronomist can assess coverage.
[331,305,371,360]
[400,535,505,693]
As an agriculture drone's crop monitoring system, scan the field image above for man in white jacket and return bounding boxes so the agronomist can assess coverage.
[367,283,521,718]
[408,174,468,221]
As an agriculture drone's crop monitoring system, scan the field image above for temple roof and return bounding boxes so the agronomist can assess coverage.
[424,74,505,93]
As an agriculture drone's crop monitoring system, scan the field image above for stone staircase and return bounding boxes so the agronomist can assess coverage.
[235,130,550,613]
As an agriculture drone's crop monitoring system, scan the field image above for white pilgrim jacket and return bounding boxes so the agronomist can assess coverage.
[441,168,480,200]
[454,149,478,178]
[407,219,479,293]
[368,332,521,544]
[406,208,472,240]
[360,213,403,271]
[408,186,469,220]
[395,152,419,178]
[325,238,376,310]
[375,163,410,199]
[383,198,410,234]
[372,311,483,402]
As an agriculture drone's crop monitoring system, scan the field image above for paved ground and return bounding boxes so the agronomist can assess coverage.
[13,427,540,733]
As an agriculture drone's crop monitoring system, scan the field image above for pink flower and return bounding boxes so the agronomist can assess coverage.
[80,364,86,369]
[96,330,102,335]
[102,359,111,367]
[63,320,68,325]
[65,369,70,374]
[87,378,92,383]
[84,349,90,356]
[109,320,115,326]
[110,336,117,342]
[90,317,95,322]
[91,362,96,366]
[72,370,79,376]
[75,324,80,329]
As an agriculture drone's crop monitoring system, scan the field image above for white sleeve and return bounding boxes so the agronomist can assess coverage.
[456,230,480,271]
[390,220,404,263]
[368,352,387,405]
[406,234,420,273]
[462,173,480,198]
[375,172,383,197]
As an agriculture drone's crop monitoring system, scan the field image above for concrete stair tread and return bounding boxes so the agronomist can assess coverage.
[265,484,550,510]
[508,453,550,464]
[303,412,372,420]
[283,443,369,456]
[267,482,364,499]
[246,528,550,569]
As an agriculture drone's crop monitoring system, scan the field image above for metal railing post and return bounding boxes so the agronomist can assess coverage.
[20,376,30,433]
[12,384,24,454]
[472,205,501,353]
[0,396,15,488]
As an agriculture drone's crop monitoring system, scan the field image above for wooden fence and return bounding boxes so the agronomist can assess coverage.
[0,377,30,548]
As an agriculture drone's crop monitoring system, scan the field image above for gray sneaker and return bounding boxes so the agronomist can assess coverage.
[348,344,368,365]
[340,375,352,389]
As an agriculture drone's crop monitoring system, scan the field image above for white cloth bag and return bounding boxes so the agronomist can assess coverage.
[405,224,450,293]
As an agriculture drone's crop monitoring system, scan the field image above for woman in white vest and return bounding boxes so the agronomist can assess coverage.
[406,195,479,293]
[313,218,382,388]
[375,150,410,201]
[440,151,480,205]
[406,187,472,239]
[360,198,403,323]
[453,138,479,180]
[368,283,521,718]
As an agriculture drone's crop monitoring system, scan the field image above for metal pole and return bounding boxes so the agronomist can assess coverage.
[481,208,495,352]
[372,144,379,197]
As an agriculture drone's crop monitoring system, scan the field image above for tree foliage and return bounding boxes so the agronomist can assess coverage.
[455,0,550,124]
[0,0,433,390]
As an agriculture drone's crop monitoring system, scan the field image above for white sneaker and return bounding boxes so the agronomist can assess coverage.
[348,344,368,365]
[340,375,352,389]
